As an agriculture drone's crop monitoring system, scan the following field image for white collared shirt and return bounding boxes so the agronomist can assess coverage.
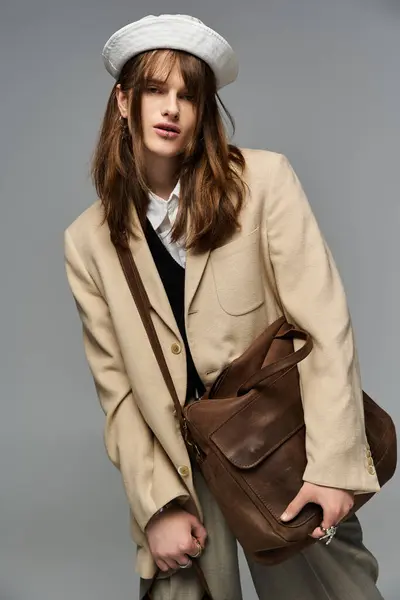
[146,180,186,268]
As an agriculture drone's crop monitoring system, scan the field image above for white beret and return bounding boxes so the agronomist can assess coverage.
[102,14,238,90]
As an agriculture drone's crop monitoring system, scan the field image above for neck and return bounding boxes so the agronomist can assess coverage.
[145,150,181,200]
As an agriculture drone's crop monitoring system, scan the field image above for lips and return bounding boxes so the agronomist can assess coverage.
[154,122,181,134]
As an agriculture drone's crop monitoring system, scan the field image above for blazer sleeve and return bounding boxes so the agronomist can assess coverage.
[64,228,190,533]
[263,153,380,494]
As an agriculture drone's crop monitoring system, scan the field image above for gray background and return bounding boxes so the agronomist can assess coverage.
[1,0,399,598]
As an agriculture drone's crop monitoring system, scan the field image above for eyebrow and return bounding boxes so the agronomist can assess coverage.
[146,77,170,86]
[145,77,192,94]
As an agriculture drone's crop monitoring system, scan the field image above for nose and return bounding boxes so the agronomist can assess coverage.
[162,92,179,120]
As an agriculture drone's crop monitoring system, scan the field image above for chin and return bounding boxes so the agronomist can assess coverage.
[145,140,185,159]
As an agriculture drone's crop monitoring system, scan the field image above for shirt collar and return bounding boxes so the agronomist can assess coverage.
[147,180,181,232]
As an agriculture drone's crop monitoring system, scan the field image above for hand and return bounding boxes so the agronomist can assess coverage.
[280,482,354,539]
[145,505,207,572]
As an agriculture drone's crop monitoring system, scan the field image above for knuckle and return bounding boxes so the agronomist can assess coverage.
[327,508,338,520]
[178,542,190,553]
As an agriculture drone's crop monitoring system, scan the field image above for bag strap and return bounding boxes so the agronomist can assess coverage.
[238,328,313,394]
[114,239,213,600]
[115,237,186,427]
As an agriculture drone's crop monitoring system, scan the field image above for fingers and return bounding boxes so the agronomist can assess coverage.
[310,525,338,540]
[309,507,341,539]
[280,489,307,522]
[149,513,207,574]
[310,502,354,540]
[188,536,203,558]
[176,557,192,569]
[310,526,326,539]
[321,496,353,529]
[156,555,192,572]
[321,511,340,530]
[164,540,197,571]
[191,517,208,548]
[281,484,355,543]
[156,558,171,573]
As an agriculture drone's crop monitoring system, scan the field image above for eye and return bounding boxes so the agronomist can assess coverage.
[147,86,161,94]
[180,93,195,101]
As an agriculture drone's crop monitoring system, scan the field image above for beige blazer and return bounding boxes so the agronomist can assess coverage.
[64,149,380,579]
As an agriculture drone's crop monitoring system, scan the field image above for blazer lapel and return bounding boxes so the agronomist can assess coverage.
[185,246,211,317]
[127,218,181,339]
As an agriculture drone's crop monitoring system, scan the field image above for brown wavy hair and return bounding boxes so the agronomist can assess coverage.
[92,49,247,252]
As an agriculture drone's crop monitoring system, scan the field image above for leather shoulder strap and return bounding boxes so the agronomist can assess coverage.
[114,240,185,426]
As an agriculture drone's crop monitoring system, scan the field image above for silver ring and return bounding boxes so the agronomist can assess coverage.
[178,560,192,569]
[319,525,338,545]
[188,540,203,559]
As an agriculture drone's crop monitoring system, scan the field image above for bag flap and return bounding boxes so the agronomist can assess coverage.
[210,385,304,470]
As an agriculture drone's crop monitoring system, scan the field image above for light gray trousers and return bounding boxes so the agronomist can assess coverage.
[140,460,384,600]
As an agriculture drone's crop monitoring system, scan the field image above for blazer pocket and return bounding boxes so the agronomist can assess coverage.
[210,227,265,316]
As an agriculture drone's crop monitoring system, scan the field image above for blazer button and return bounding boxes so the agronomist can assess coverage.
[171,343,182,355]
[178,465,190,478]
[367,465,376,476]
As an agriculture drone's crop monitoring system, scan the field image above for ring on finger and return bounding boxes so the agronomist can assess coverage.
[318,525,338,545]
[189,539,203,559]
[178,560,192,569]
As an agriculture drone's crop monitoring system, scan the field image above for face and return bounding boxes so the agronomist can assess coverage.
[117,59,197,162]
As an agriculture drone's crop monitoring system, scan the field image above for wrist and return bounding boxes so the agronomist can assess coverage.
[145,501,177,531]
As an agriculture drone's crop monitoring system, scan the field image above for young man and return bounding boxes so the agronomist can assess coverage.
[65,14,383,600]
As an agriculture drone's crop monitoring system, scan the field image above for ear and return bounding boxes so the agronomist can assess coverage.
[115,84,129,119]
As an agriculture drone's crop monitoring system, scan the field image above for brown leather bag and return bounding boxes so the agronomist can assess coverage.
[114,241,397,599]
